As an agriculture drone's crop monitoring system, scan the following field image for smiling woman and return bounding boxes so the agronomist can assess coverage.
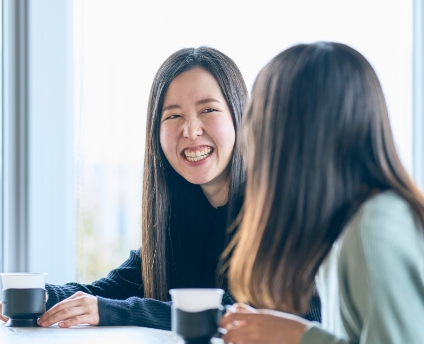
[141,47,248,302]
[0,46,250,330]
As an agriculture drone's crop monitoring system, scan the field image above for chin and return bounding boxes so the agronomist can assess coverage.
[183,175,213,186]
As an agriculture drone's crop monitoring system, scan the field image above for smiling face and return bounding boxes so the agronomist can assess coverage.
[159,68,235,193]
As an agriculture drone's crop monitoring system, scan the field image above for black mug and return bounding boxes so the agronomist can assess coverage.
[2,288,47,327]
[170,288,225,344]
[172,306,224,344]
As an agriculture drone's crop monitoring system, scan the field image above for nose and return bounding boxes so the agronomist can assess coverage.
[183,118,203,140]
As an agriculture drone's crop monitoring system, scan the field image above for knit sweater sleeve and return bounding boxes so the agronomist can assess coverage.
[45,248,172,329]
[302,193,424,344]
[45,248,236,329]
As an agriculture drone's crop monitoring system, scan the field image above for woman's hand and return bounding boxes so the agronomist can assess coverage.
[0,303,9,323]
[37,291,100,328]
[221,303,310,344]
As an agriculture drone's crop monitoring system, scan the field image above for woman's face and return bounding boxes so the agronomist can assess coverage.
[160,68,235,190]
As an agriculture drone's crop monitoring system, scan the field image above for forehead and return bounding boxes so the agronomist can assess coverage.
[163,68,225,104]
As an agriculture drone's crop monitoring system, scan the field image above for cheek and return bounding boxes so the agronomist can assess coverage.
[159,126,176,158]
[212,120,236,152]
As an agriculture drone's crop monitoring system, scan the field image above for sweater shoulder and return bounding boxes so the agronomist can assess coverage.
[343,191,420,250]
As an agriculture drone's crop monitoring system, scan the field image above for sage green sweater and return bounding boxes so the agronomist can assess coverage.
[301,191,424,344]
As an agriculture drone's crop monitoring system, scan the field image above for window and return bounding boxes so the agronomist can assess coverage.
[74,0,413,282]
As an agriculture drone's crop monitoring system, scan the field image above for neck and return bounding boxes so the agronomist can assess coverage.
[201,178,230,208]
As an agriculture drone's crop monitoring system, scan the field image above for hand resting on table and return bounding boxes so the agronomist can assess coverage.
[37,291,99,328]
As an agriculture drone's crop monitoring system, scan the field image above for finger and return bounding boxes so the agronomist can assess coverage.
[232,303,256,314]
[221,313,254,328]
[227,320,248,330]
[224,303,251,315]
[221,317,248,330]
[0,304,7,322]
[38,297,89,323]
[224,305,236,317]
[223,325,254,344]
[58,314,93,328]
[221,313,237,327]
[66,291,87,300]
[233,303,248,309]
[39,306,88,327]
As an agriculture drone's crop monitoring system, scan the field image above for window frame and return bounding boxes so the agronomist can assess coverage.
[1,0,75,285]
[2,0,29,273]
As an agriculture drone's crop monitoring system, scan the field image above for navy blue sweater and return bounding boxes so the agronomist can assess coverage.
[45,196,236,330]
[46,248,237,329]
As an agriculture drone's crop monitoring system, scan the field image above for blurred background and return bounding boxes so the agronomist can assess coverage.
[0,0,419,285]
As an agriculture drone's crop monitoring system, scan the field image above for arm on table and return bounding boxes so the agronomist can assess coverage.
[44,248,235,329]
[44,248,171,329]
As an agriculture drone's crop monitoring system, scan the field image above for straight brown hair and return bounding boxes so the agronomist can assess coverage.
[142,47,247,300]
[228,42,424,313]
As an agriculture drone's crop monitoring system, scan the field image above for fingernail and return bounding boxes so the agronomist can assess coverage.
[225,305,236,312]
[217,327,227,334]
[41,321,48,326]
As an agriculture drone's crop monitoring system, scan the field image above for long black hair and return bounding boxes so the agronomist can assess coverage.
[229,42,424,313]
[142,47,248,300]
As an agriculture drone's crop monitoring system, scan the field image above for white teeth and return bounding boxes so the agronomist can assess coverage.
[184,147,212,162]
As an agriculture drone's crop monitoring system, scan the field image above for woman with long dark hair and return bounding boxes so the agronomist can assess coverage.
[141,47,247,300]
[0,47,248,330]
[222,42,424,343]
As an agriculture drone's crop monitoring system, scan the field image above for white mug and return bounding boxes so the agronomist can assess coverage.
[169,288,224,312]
[0,273,48,290]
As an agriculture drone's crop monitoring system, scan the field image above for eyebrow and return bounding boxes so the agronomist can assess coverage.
[162,104,181,113]
[195,98,221,106]
[162,98,221,113]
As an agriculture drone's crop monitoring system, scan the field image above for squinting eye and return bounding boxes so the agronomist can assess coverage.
[164,114,181,120]
[202,108,217,113]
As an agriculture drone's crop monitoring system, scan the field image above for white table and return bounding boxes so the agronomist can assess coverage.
[0,323,224,344]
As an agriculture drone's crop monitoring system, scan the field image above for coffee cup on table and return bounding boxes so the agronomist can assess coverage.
[170,288,224,344]
[0,273,48,327]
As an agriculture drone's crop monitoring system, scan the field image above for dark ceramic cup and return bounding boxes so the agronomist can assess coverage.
[172,306,224,344]
[0,272,48,327]
[2,288,47,327]
[170,289,224,344]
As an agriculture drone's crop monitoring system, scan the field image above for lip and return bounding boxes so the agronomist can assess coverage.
[181,145,214,166]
